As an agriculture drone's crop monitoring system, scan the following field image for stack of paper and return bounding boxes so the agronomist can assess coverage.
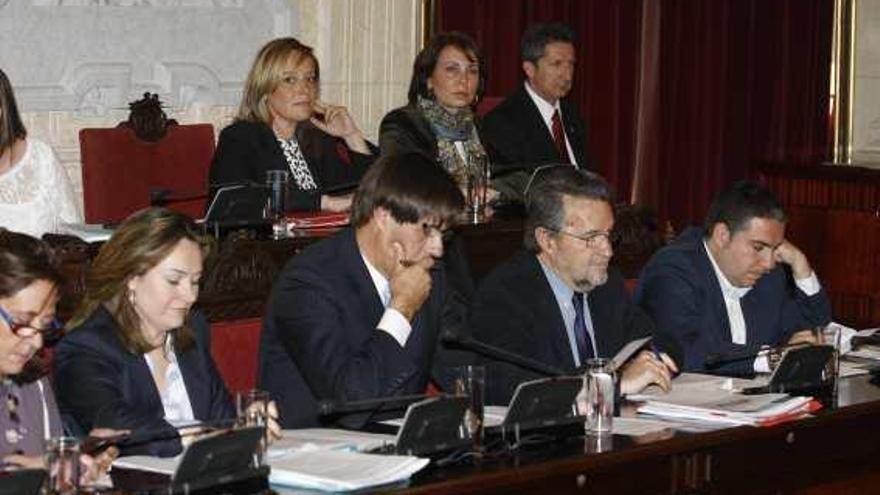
[632,373,820,427]
[268,428,395,458]
[268,450,429,491]
[638,394,818,427]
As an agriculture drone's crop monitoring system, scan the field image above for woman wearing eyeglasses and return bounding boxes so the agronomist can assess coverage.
[210,37,375,213]
[54,208,280,457]
[0,229,118,480]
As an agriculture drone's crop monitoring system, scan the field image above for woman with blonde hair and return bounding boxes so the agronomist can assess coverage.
[210,37,374,212]
[54,207,278,457]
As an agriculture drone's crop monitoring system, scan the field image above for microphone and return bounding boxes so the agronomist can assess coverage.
[704,341,819,369]
[81,417,240,455]
[441,330,567,377]
[149,187,210,207]
[317,394,431,416]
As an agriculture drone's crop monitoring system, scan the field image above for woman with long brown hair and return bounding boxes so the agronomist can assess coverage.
[54,207,278,457]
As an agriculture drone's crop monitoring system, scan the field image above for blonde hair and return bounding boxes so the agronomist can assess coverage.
[236,37,319,125]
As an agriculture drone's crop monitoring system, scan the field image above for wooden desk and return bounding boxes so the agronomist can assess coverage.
[394,375,880,494]
[46,219,529,322]
[109,375,880,494]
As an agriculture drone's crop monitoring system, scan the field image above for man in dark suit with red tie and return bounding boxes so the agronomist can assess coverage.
[482,23,592,199]
[469,166,676,405]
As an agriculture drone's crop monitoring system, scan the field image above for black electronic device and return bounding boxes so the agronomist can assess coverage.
[168,426,267,493]
[0,469,46,495]
[200,184,269,230]
[742,345,835,395]
[394,396,470,457]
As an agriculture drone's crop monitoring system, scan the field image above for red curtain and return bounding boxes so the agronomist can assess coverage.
[434,0,645,201]
[435,0,833,230]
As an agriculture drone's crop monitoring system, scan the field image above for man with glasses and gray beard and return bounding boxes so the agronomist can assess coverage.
[469,166,676,405]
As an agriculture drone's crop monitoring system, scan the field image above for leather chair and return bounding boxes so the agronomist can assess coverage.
[210,317,263,394]
[79,123,215,223]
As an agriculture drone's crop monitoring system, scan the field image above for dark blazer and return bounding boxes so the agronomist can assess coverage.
[469,251,654,405]
[634,227,832,375]
[481,84,591,172]
[378,104,439,159]
[209,120,375,211]
[53,306,234,457]
[258,228,465,428]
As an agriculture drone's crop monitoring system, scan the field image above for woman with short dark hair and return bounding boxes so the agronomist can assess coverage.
[379,32,492,193]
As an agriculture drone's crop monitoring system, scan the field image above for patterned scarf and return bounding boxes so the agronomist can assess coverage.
[277,137,318,191]
[418,96,487,186]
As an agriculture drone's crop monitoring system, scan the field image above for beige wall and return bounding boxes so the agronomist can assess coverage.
[0,0,423,212]
[853,0,880,164]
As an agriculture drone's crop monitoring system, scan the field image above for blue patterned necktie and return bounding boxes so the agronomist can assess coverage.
[572,292,596,365]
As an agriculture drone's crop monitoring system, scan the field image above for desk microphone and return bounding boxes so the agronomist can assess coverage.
[81,417,240,455]
[704,341,820,369]
[317,393,431,416]
[441,330,567,377]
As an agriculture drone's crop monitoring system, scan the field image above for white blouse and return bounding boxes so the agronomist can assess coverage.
[144,341,196,426]
[0,138,81,238]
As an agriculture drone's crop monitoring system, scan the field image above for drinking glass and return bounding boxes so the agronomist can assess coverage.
[455,365,486,452]
[465,155,490,224]
[45,436,80,495]
[265,170,290,239]
[236,389,270,466]
[583,358,615,435]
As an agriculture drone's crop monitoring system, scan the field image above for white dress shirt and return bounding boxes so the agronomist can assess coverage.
[361,252,412,347]
[144,338,195,426]
[703,241,821,372]
[524,82,579,167]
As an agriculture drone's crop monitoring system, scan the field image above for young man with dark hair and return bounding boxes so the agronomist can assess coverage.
[259,152,467,427]
[635,181,831,375]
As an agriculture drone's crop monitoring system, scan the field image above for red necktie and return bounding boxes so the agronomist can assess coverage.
[551,109,572,164]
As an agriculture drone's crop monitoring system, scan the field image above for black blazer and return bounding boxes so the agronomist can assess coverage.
[634,227,832,375]
[258,228,466,429]
[481,84,592,172]
[209,120,375,211]
[469,251,654,405]
[378,104,439,159]
[53,306,234,457]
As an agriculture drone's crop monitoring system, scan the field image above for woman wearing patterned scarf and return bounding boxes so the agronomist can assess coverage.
[379,32,499,201]
[210,37,376,212]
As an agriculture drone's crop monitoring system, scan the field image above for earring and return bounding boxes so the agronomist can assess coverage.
[128,290,136,306]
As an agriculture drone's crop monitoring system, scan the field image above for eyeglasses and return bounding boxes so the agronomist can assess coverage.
[546,227,619,249]
[0,305,63,339]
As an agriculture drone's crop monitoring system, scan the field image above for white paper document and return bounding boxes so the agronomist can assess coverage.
[268,450,429,492]
[267,428,395,458]
[630,373,816,427]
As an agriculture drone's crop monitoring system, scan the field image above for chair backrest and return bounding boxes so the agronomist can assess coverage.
[476,96,503,118]
[79,123,215,223]
[210,317,263,394]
